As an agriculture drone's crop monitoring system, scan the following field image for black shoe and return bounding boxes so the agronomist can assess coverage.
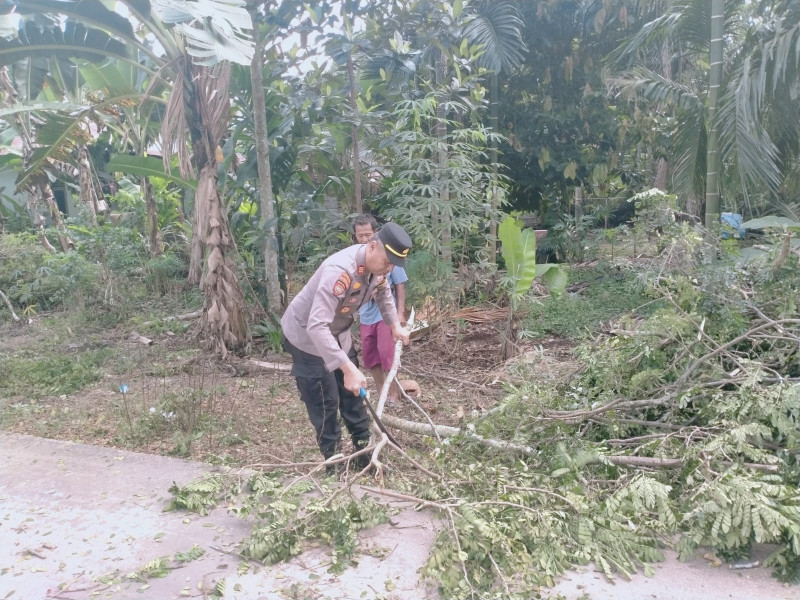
[322,444,343,477]
[351,438,371,470]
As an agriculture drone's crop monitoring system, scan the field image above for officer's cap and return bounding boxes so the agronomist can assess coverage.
[375,222,412,268]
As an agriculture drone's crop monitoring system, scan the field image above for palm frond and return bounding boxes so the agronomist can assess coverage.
[717,69,782,199]
[608,67,701,110]
[151,0,254,66]
[464,0,527,75]
[671,107,707,200]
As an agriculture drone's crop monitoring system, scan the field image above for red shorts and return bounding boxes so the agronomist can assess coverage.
[360,321,396,371]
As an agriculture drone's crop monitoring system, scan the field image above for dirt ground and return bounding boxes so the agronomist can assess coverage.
[0,314,547,468]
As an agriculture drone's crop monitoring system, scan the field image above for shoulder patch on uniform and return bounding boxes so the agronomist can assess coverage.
[332,272,351,297]
[376,275,387,287]
[357,265,365,275]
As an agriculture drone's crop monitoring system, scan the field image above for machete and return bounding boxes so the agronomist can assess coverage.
[359,387,402,448]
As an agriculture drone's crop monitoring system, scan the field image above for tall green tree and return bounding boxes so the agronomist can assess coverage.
[463,0,527,262]
[705,0,724,227]
[609,0,800,220]
[494,0,640,222]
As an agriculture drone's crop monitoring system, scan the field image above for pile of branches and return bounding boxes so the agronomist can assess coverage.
[410,238,800,598]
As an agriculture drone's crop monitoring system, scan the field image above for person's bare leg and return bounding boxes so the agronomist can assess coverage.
[385,373,401,403]
[370,366,386,397]
[371,366,401,403]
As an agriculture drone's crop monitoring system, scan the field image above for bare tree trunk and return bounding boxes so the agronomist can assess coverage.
[38,180,74,251]
[435,49,451,266]
[704,0,724,228]
[249,19,283,312]
[347,53,362,215]
[78,147,99,226]
[574,185,583,225]
[653,33,672,192]
[197,165,250,358]
[142,176,163,257]
[488,73,500,264]
[28,190,56,254]
[653,158,668,190]
[686,190,703,218]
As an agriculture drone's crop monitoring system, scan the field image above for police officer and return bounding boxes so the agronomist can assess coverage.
[281,222,412,468]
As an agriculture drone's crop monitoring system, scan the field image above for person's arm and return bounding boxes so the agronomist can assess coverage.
[395,282,406,326]
[374,277,399,327]
[375,276,410,346]
[306,267,354,372]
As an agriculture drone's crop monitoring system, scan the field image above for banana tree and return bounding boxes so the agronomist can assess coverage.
[498,214,566,359]
[0,0,256,356]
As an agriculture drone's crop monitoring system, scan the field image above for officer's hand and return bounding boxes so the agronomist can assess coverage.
[391,322,411,346]
[342,361,367,396]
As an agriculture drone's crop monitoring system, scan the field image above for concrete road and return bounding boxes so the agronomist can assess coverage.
[0,433,796,600]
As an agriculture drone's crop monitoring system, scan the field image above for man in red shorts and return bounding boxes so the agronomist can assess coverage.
[353,215,408,403]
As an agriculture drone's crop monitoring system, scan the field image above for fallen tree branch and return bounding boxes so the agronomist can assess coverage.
[675,318,800,392]
[379,413,538,457]
[247,358,293,373]
[0,288,20,322]
[140,310,201,328]
[540,396,672,422]
[393,374,442,442]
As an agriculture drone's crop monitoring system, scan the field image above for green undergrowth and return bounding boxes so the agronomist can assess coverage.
[527,262,660,340]
[0,348,112,398]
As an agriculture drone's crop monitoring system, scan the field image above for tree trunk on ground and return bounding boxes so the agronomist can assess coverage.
[249,20,283,313]
[347,53,362,215]
[142,176,163,257]
[0,288,20,322]
[704,0,724,228]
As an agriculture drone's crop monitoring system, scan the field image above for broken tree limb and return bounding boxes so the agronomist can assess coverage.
[379,413,538,457]
[394,377,442,443]
[375,308,414,418]
[247,358,292,373]
[140,310,201,328]
[129,332,153,345]
[0,288,20,322]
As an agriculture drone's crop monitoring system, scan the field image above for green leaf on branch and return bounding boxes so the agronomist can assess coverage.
[106,155,197,190]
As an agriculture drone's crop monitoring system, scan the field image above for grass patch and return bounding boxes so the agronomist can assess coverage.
[526,263,661,340]
[0,348,112,398]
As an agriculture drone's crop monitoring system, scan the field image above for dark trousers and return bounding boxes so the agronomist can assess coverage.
[283,337,370,457]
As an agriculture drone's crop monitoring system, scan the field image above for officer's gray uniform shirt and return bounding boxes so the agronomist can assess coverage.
[281,244,399,372]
